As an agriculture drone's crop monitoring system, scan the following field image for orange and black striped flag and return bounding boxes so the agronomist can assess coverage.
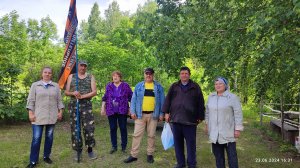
[58,0,78,89]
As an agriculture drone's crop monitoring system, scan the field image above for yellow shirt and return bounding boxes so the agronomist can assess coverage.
[142,82,155,111]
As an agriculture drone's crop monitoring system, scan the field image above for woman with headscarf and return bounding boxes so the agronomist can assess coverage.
[26,66,64,168]
[205,77,243,168]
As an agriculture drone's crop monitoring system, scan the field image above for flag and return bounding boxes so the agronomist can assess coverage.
[58,0,78,89]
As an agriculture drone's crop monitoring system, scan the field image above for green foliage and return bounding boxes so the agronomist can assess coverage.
[78,1,168,96]
[139,0,300,104]
[0,10,61,121]
[0,11,26,120]
[104,1,129,34]
[1,0,300,121]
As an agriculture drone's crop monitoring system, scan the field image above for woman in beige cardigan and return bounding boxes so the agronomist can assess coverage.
[26,67,64,168]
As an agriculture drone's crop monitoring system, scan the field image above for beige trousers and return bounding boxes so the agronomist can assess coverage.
[130,113,158,157]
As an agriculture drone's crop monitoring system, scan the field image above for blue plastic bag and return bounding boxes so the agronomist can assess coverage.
[161,122,174,150]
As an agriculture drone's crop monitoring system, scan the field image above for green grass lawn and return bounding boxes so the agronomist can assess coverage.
[0,110,299,168]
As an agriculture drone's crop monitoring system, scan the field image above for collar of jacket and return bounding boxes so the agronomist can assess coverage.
[211,90,230,97]
[108,81,125,88]
[37,80,54,87]
[141,80,158,86]
[174,79,197,89]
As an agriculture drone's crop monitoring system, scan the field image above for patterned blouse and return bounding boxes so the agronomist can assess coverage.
[102,82,132,116]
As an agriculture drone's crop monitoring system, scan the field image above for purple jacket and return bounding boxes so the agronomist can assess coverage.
[102,82,133,116]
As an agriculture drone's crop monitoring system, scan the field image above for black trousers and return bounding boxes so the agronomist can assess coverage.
[212,142,238,168]
[173,123,197,167]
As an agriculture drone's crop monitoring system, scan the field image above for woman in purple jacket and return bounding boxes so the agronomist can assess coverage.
[101,71,133,154]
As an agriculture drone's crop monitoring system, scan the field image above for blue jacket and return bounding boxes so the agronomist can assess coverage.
[130,81,165,119]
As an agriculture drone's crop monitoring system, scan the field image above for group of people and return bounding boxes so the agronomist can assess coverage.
[26,61,243,168]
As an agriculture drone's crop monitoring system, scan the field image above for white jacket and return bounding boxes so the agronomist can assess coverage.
[205,90,243,144]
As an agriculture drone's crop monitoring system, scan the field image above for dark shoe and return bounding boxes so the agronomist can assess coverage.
[88,151,98,160]
[121,149,126,153]
[123,156,137,163]
[147,155,154,163]
[110,147,117,154]
[26,163,36,168]
[43,157,53,164]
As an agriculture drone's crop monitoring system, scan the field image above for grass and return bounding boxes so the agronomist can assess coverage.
[0,105,299,168]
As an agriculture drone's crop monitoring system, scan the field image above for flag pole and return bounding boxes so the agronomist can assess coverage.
[59,0,80,162]
[75,28,81,163]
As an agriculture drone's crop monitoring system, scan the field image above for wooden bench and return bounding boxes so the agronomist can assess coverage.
[270,119,299,145]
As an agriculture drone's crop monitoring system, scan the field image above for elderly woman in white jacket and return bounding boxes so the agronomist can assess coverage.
[205,77,243,168]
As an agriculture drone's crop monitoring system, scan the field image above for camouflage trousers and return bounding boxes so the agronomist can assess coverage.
[69,100,95,152]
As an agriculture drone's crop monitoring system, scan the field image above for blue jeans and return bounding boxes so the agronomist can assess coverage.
[212,142,238,168]
[29,124,55,164]
[173,123,197,167]
[108,114,128,150]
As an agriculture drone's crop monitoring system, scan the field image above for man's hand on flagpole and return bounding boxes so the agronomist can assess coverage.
[73,91,81,99]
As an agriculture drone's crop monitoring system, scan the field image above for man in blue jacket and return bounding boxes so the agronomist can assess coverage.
[163,67,205,168]
[124,68,165,164]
